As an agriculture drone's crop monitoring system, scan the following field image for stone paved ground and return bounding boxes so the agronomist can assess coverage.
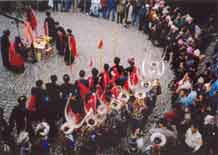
[0,12,174,138]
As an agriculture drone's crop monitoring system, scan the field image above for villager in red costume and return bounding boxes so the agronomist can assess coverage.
[110,57,123,83]
[126,58,139,86]
[100,64,111,90]
[130,66,139,85]
[55,22,66,56]
[64,29,78,65]
[9,40,25,73]
[110,57,120,77]
[76,70,90,99]
[88,68,99,91]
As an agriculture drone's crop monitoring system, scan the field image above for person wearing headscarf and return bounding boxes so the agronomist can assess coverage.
[1,30,11,69]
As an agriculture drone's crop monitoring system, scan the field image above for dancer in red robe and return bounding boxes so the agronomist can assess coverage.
[126,58,139,86]
[9,39,25,73]
[76,70,90,99]
[64,29,78,65]
[110,57,123,83]
[100,64,111,90]
[88,68,99,91]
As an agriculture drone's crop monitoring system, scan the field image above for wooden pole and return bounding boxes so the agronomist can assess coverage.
[99,48,103,69]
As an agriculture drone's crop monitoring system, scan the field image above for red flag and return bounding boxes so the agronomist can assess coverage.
[98,39,103,49]
[88,58,93,67]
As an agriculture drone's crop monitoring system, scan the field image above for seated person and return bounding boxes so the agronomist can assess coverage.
[9,38,25,73]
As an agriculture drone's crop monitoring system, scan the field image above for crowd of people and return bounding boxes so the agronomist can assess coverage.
[0,55,162,155]
[143,1,217,155]
[51,0,151,28]
[0,0,218,155]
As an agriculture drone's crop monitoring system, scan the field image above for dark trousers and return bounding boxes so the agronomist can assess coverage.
[138,16,144,31]
[117,12,124,24]
[1,50,10,69]
[180,143,204,155]
[102,7,107,18]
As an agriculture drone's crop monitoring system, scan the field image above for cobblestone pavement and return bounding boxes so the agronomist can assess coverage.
[0,12,174,134]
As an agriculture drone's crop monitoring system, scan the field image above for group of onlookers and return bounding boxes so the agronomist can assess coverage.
[145,0,218,155]
[51,0,151,29]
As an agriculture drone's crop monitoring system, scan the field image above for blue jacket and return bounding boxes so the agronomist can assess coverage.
[108,0,116,9]
[138,5,147,16]
[179,90,197,107]
[209,80,218,97]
